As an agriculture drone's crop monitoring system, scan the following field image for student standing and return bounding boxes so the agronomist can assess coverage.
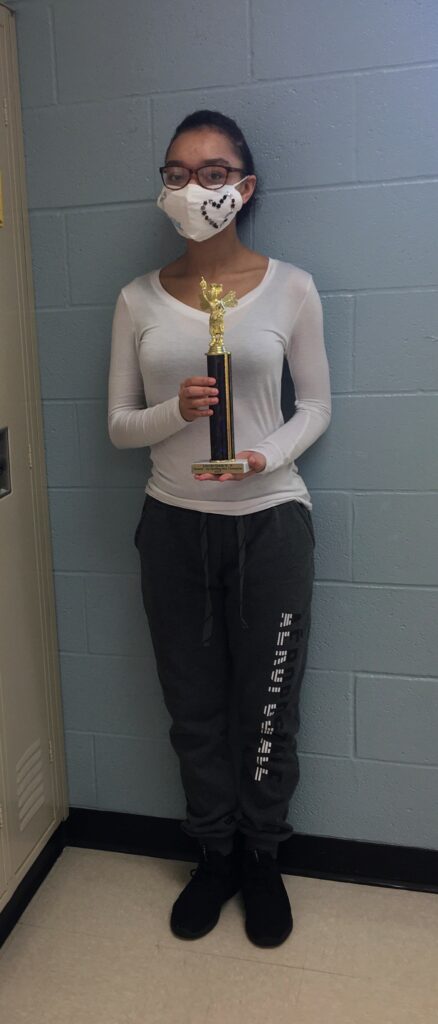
[108,109,331,947]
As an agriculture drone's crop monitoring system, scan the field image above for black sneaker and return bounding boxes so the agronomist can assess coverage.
[241,848,293,947]
[170,844,241,940]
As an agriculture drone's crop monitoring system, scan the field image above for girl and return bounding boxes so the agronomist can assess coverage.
[108,110,331,948]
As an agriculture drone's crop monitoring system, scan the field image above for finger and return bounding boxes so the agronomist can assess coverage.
[181,401,213,413]
[193,407,216,416]
[185,377,216,388]
[185,398,214,409]
[222,470,255,481]
[187,387,219,398]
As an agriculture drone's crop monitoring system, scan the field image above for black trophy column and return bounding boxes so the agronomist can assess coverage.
[207,352,235,462]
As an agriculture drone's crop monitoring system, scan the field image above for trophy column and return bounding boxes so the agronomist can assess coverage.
[207,350,235,462]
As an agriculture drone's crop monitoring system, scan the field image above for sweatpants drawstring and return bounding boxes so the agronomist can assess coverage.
[236,515,249,631]
[199,512,249,647]
[200,513,213,646]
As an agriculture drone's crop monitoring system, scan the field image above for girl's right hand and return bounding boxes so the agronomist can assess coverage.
[178,377,219,421]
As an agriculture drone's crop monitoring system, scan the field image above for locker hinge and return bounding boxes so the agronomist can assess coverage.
[28,442,33,469]
[48,738,54,764]
[3,96,8,127]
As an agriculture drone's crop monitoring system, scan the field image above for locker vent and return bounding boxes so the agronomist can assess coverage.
[16,738,45,832]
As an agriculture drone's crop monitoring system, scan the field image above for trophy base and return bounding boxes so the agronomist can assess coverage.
[192,458,250,475]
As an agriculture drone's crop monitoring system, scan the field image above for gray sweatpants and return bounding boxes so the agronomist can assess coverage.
[134,493,315,856]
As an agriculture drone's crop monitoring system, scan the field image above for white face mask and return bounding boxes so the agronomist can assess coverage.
[156,177,248,241]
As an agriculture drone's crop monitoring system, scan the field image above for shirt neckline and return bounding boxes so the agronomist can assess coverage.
[150,257,276,318]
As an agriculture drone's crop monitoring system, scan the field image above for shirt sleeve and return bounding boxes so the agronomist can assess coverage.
[250,275,332,473]
[107,289,190,448]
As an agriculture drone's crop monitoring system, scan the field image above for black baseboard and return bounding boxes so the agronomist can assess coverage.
[2,809,437,949]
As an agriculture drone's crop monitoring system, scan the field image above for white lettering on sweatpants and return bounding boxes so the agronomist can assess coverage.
[254,612,294,782]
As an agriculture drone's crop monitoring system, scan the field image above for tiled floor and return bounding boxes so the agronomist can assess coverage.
[1,847,437,1023]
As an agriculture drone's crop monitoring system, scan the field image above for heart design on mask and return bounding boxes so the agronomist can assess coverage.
[200,192,237,230]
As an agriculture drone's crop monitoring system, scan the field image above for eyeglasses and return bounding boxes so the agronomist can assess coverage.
[159,164,246,191]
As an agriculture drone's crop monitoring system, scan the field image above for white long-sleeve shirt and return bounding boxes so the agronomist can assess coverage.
[108,257,331,513]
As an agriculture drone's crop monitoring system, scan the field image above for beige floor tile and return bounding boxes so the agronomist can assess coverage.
[0,920,210,1023]
[296,877,438,994]
[18,846,192,950]
[193,953,303,1023]
[293,966,438,1024]
[0,917,305,1024]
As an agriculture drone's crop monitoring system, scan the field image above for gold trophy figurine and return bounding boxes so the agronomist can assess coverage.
[200,277,237,352]
[191,277,250,475]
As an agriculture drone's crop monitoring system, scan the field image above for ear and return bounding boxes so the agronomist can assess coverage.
[240,174,257,205]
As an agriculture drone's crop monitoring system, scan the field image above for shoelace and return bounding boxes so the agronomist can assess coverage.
[189,846,234,887]
[245,850,280,893]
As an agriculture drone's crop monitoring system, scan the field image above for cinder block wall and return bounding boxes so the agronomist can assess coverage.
[9,0,438,848]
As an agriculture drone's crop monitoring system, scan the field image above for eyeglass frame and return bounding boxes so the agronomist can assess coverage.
[159,163,247,191]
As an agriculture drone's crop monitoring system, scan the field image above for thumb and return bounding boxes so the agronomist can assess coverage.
[248,452,262,469]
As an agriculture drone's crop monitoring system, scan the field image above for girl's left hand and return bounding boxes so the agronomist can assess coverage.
[194,450,267,481]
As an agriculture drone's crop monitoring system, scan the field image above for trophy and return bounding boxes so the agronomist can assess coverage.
[191,277,249,475]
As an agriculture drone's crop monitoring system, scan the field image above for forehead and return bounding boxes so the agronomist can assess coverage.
[166,127,239,164]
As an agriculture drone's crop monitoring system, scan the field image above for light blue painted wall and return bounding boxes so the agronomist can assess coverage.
[8,0,438,849]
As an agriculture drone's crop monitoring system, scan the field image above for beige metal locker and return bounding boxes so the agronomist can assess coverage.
[0,3,68,915]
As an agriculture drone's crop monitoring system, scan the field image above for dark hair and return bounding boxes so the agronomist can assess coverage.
[165,109,256,226]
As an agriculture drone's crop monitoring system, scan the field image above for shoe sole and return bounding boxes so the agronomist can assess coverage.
[244,918,293,947]
[170,907,221,940]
